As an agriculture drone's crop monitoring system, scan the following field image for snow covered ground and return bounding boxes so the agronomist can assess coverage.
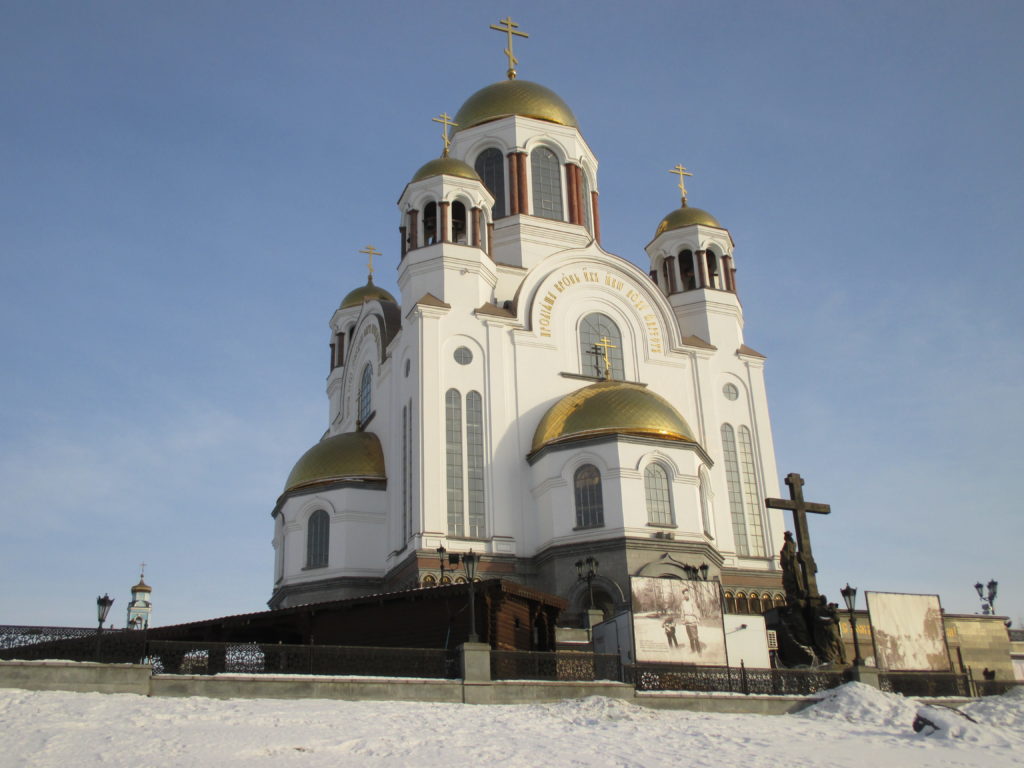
[1,683,1021,767]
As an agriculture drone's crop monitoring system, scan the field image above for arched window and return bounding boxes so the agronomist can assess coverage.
[475,148,506,218]
[680,249,697,290]
[531,147,563,221]
[421,574,437,586]
[722,423,751,556]
[644,464,673,525]
[736,426,766,557]
[749,594,762,615]
[581,172,593,233]
[773,593,786,608]
[698,468,714,537]
[662,256,678,294]
[445,388,464,536]
[466,391,485,538]
[452,201,468,244]
[423,201,438,245]
[574,464,604,528]
[724,592,736,614]
[306,509,329,568]
[579,313,624,380]
[358,364,372,424]
[735,592,749,614]
[706,249,721,289]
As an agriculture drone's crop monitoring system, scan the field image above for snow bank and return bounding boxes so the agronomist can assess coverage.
[798,682,920,727]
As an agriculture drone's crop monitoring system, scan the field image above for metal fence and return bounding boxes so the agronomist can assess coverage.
[491,650,622,682]
[0,625,147,664]
[879,671,971,698]
[625,662,846,696]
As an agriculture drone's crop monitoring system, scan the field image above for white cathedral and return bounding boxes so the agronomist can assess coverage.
[269,29,788,624]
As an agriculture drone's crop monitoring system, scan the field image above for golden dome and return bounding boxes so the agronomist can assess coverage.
[531,380,696,454]
[285,431,386,493]
[454,79,578,132]
[411,156,481,183]
[132,578,151,593]
[654,206,722,238]
[340,277,396,309]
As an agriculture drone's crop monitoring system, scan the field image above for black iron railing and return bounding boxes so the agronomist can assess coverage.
[974,680,1021,697]
[626,662,846,696]
[490,650,622,682]
[0,625,147,664]
[879,671,971,698]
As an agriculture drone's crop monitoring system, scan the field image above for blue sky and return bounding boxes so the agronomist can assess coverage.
[2,1,1022,630]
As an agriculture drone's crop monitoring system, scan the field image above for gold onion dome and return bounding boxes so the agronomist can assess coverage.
[654,205,722,238]
[531,380,696,454]
[340,276,396,309]
[132,577,151,593]
[454,79,578,132]
[411,156,480,183]
[285,431,386,493]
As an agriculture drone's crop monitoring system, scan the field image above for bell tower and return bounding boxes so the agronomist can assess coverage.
[126,566,152,630]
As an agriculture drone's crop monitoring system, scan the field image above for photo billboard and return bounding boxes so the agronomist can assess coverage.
[630,576,727,665]
[865,591,950,671]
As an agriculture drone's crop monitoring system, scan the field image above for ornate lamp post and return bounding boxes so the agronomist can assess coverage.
[682,563,709,581]
[974,580,998,615]
[575,556,599,610]
[840,584,863,666]
[436,545,448,582]
[462,550,480,642]
[95,593,114,660]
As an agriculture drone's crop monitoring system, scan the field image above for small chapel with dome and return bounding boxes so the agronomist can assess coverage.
[269,20,788,624]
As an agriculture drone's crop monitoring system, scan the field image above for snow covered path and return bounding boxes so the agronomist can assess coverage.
[1,684,1021,767]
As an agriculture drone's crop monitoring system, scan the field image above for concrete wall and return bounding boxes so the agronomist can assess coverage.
[0,660,151,695]
[0,659,822,714]
[945,615,1013,680]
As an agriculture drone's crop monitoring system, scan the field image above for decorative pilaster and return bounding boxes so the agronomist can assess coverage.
[516,152,528,214]
[696,249,708,288]
[508,153,520,215]
[471,207,481,248]
[439,201,450,243]
[408,209,419,250]
[565,162,579,224]
[591,190,601,244]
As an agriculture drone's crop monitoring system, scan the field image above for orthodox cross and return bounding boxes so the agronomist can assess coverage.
[766,473,831,599]
[358,245,381,280]
[432,112,458,157]
[669,164,693,206]
[139,562,146,578]
[593,336,617,379]
[490,16,528,80]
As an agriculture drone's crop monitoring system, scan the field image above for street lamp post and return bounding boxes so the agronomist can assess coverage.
[462,550,479,642]
[974,580,998,615]
[682,563,710,581]
[574,556,599,610]
[840,583,863,666]
[95,593,114,660]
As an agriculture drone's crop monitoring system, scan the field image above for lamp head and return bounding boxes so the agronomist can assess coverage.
[840,583,857,612]
[96,594,114,623]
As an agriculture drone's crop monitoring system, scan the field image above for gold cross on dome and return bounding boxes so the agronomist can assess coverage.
[432,112,458,157]
[358,245,381,278]
[139,562,146,577]
[490,16,529,80]
[669,164,693,205]
[593,336,617,380]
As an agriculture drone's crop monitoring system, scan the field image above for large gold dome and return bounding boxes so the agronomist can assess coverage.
[454,79,578,132]
[531,380,696,454]
[654,206,722,238]
[340,277,396,309]
[410,156,480,183]
[285,432,386,493]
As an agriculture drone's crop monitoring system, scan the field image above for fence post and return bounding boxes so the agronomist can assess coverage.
[741,660,749,695]
[967,666,977,698]
[459,642,491,682]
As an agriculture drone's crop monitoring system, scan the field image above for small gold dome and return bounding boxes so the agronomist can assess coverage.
[132,578,151,593]
[531,380,696,454]
[285,431,386,493]
[454,79,578,132]
[411,156,481,183]
[340,277,396,309]
[654,206,722,238]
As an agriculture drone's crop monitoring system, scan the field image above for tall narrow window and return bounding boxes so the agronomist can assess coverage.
[644,464,673,525]
[402,404,410,543]
[722,424,767,557]
[424,201,438,245]
[706,249,721,289]
[662,256,678,294]
[466,391,485,538]
[531,147,563,221]
[680,249,697,290]
[452,201,468,244]
[574,464,604,528]
[475,148,506,218]
[736,426,766,556]
[445,389,464,536]
[579,313,624,380]
[306,509,329,568]
[358,364,372,424]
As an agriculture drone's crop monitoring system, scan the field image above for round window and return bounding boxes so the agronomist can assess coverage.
[454,347,473,365]
[723,383,739,401]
